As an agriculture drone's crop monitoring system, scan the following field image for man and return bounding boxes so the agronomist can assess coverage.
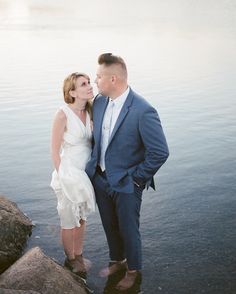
[86,53,169,291]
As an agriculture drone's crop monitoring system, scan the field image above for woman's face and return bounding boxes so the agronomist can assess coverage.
[71,76,94,101]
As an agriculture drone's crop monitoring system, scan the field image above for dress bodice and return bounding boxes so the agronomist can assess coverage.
[60,105,92,170]
[60,104,92,148]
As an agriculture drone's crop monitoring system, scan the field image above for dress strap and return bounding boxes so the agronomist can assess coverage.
[60,105,70,118]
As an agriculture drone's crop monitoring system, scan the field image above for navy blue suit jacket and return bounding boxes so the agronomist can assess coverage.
[86,88,169,193]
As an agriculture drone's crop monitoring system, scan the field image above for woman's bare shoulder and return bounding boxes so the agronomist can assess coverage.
[54,108,67,121]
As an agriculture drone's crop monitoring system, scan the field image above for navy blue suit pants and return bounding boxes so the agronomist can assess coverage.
[93,170,143,270]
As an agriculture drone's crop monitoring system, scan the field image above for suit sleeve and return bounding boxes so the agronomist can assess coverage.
[132,106,169,184]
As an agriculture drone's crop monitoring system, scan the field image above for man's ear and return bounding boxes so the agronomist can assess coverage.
[111,75,117,83]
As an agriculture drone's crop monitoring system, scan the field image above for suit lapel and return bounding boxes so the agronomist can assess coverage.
[108,90,134,145]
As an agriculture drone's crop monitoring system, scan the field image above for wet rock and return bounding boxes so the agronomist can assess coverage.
[0,247,87,294]
[0,195,33,274]
[0,289,40,294]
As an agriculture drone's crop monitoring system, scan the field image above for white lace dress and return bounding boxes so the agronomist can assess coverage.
[50,105,95,229]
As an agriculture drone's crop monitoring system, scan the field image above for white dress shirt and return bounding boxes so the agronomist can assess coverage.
[99,87,130,171]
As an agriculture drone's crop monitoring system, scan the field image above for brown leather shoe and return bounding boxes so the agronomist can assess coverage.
[99,260,127,277]
[115,270,142,291]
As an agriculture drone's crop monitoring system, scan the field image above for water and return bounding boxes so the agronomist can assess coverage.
[0,0,236,293]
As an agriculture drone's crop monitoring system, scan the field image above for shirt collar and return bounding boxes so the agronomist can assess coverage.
[109,87,130,108]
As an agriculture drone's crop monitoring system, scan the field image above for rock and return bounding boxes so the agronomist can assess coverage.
[0,289,40,294]
[0,247,87,294]
[0,195,33,274]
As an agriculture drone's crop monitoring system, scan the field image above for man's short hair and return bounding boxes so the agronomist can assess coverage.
[98,53,127,76]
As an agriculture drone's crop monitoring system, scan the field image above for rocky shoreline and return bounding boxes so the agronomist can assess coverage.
[0,195,89,294]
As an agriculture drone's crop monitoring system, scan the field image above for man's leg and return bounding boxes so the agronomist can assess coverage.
[93,172,125,262]
[114,186,143,270]
[114,186,143,290]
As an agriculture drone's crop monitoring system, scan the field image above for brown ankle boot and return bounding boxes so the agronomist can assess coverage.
[75,254,92,272]
[64,258,77,272]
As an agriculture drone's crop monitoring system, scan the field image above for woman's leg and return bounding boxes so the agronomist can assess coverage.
[73,220,86,256]
[73,220,92,272]
[61,228,74,260]
[61,220,86,258]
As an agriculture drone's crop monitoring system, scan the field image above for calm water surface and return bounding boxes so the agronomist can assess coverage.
[0,1,236,293]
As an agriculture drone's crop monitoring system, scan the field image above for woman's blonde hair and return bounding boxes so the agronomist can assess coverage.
[63,72,92,117]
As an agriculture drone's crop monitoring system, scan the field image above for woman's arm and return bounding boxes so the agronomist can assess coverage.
[51,110,67,171]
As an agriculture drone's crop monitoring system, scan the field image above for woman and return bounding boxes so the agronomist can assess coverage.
[50,72,95,275]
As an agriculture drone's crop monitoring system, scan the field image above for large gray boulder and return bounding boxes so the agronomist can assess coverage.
[0,195,32,274]
[0,289,40,294]
[0,247,87,294]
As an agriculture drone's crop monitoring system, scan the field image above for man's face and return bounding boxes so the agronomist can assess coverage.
[95,64,113,96]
